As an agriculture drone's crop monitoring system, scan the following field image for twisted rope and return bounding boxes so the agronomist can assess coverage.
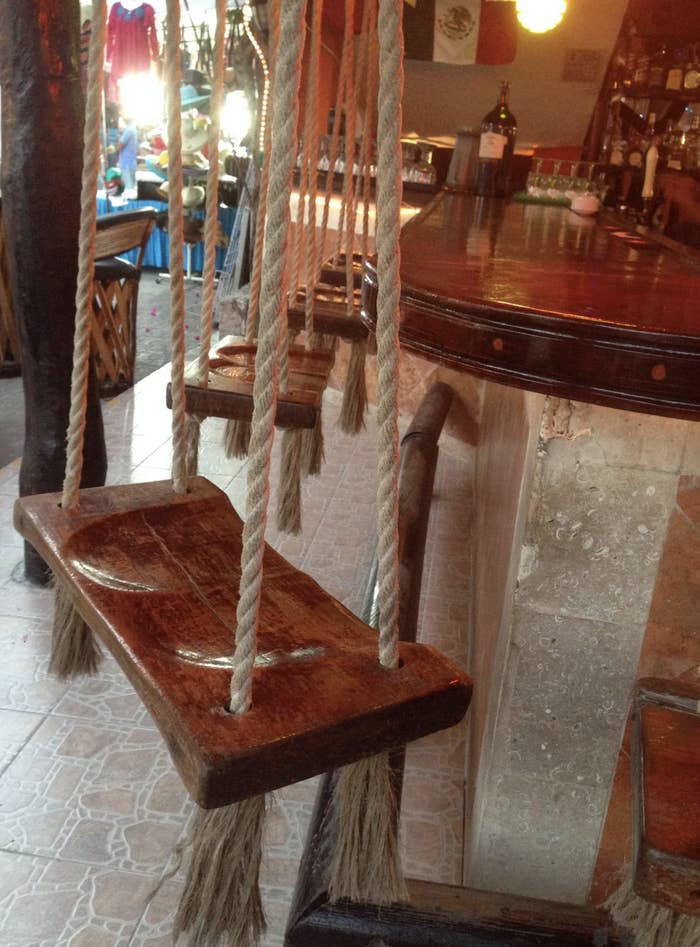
[246,119,272,343]
[289,25,310,304]
[303,0,324,346]
[316,26,349,282]
[245,0,277,344]
[268,0,290,395]
[374,0,403,669]
[165,0,187,494]
[334,0,357,262]
[361,1,378,263]
[61,0,108,510]
[343,0,372,310]
[230,0,308,715]
[195,0,227,388]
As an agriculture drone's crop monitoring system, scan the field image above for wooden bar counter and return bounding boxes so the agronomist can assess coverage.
[362,192,700,915]
[363,191,700,419]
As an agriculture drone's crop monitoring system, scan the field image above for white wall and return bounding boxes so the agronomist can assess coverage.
[402,0,627,148]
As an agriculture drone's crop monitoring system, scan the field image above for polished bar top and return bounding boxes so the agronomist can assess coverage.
[362,191,700,419]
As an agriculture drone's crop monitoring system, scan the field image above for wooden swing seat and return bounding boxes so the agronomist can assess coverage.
[14,477,471,809]
[168,337,334,429]
[288,285,367,342]
[632,677,700,916]
[318,252,364,289]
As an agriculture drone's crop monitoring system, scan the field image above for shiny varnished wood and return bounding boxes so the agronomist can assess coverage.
[362,191,700,419]
[633,678,700,915]
[169,338,334,429]
[14,478,471,809]
[287,286,367,342]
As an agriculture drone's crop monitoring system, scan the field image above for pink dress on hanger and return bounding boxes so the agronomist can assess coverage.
[107,2,160,102]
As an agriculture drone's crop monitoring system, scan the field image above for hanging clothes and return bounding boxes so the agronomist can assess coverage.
[107,2,160,102]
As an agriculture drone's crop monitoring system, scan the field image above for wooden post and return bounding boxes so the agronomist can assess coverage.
[0,0,107,583]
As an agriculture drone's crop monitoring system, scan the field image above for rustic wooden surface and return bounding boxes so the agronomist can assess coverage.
[170,339,334,428]
[288,286,367,342]
[633,679,700,915]
[0,200,20,372]
[0,0,107,583]
[362,191,700,420]
[91,209,156,392]
[14,477,471,809]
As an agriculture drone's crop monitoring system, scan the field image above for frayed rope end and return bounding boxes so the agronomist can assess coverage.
[49,581,102,679]
[329,752,407,906]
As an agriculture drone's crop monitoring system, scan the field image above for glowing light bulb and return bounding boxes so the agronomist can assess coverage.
[118,73,164,127]
[516,0,567,33]
[221,90,252,145]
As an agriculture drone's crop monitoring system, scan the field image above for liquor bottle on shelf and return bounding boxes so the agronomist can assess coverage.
[665,48,685,91]
[474,80,517,198]
[648,44,668,92]
[684,44,700,91]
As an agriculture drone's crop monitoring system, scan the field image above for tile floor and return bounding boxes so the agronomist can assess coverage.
[0,361,475,946]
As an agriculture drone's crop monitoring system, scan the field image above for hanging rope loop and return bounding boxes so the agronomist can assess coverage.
[165,0,188,494]
[61,0,109,511]
[230,0,309,716]
[374,0,404,670]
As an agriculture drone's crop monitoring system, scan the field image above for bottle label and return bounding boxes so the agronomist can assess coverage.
[479,132,507,160]
[685,68,700,89]
[666,67,682,90]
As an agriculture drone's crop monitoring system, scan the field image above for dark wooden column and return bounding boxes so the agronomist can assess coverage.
[0,0,107,583]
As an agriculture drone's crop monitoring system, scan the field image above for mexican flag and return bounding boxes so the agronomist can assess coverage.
[322,0,518,66]
[403,0,518,66]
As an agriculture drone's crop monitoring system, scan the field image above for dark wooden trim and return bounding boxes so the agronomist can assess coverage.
[362,191,700,421]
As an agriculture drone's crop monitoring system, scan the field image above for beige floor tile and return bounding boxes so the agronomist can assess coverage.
[0,714,190,873]
[0,850,153,947]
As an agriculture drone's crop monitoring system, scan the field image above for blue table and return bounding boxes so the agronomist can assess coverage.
[96,197,237,272]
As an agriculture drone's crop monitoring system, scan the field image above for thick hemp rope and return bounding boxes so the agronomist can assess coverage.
[373,0,402,671]
[361,1,378,264]
[302,0,324,342]
[317,7,351,279]
[186,0,227,477]
[62,0,108,511]
[165,0,188,495]
[223,0,279,462]
[329,0,407,905]
[230,0,309,716]
[333,0,357,263]
[49,0,108,680]
[167,4,309,944]
[338,0,373,435]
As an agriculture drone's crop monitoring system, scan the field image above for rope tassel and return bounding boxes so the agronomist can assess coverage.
[173,796,267,947]
[276,428,303,534]
[606,877,700,947]
[49,582,102,679]
[339,338,368,434]
[329,752,408,904]
[301,411,325,477]
[223,418,252,460]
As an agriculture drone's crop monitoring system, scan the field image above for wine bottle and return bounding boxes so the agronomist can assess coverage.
[474,81,517,198]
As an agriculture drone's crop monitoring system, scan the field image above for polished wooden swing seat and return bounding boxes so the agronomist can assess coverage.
[632,676,700,915]
[14,477,471,809]
[287,252,367,342]
[168,335,334,429]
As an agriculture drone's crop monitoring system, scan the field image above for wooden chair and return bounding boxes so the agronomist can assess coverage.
[91,208,157,393]
[632,675,700,916]
[0,198,21,375]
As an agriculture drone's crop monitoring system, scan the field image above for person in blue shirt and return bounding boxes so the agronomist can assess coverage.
[117,115,138,193]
